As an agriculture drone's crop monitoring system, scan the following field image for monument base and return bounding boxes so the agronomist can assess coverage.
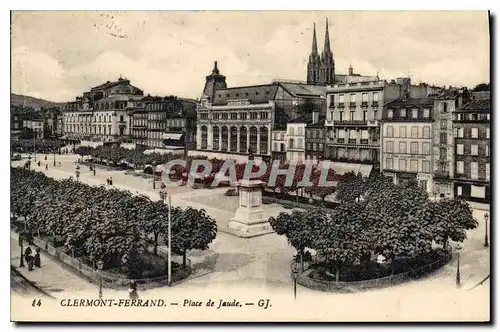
[226,208,273,238]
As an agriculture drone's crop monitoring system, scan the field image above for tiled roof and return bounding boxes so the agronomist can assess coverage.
[212,84,279,105]
[335,74,379,84]
[279,83,327,97]
[288,115,309,124]
[385,97,434,108]
[456,99,490,112]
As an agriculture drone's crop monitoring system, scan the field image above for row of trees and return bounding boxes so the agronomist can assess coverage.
[269,174,478,281]
[11,139,67,154]
[10,167,218,278]
[75,144,359,202]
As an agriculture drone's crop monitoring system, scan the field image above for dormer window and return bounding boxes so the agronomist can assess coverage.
[266,91,270,95]
[226,94,230,97]
[256,91,260,95]
[245,92,249,96]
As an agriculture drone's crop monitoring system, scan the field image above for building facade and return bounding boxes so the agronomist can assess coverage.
[381,97,435,193]
[453,98,490,203]
[63,77,144,142]
[305,112,326,163]
[271,130,287,162]
[196,62,327,159]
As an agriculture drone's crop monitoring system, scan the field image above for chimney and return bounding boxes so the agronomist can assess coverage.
[312,109,319,124]
[348,65,354,76]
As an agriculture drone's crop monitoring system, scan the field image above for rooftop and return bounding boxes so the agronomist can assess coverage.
[455,99,490,112]
[386,97,435,108]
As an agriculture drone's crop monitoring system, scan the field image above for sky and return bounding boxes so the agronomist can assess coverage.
[11,11,490,102]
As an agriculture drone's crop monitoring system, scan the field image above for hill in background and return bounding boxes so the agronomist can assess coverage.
[11,93,65,111]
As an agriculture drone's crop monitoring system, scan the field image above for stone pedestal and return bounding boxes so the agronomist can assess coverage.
[228,179,271,235]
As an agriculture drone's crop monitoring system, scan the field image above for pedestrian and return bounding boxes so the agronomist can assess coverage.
[129,281,139,299]
[44,155,47,161]
[89,165,93,171]
[27,253,34,271]
[45,164,48,170]
[58,161,62,167]
[34,248,41,268]
[106,178,110,185]
[109,177,113,185]
[24,246,32,266]
[93,168,96,176]
[37,161,41,167]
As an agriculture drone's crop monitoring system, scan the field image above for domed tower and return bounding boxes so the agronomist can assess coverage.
[202,61,227,103]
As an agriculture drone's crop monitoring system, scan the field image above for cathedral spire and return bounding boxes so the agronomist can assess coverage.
[212,61,220,75]
[323,18,331,53]
[311,23,318,55]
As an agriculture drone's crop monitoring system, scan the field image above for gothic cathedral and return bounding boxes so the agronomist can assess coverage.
[307,19,335,86]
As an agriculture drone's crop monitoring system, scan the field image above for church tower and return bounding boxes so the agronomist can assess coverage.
[306,23,320,85]
[306,19,335,86]
[319,18,335,85]
[202,61,227,103]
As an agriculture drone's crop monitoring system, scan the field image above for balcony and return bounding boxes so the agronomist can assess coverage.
[372,102,379,108]
[361,101,368,108]
[434,172,450,180]
[333,120,368,126]
[348,138,356,144]
[338,103,345,108]
[360,139,369,145]
[337,138,345,143]
[367,120,379,127]
[349,102,356,108]
[324,119,334,127]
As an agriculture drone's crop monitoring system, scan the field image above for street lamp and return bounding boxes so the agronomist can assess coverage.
[19,233,25,268]
[159,183,172,287]
[75,165,80,181]
[53,150,56,167]
[454,243,463,289]
[97,260,104,299]
[484,213,489,248]
[291,263,299,300]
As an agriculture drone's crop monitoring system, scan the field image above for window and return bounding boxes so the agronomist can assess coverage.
[440,148,447,160]
[329,94,334,105]
[386,158,394,170]
[349,129,357,140]
[298,138,303,149]
[440,132,447,144]
[362,93,368,102]
[338,129,345,139]
[456,161,464,174]
[373,92,379,102]
[388,109,393,118]
[411,126,418,138]
[443,102,448,113]
[411,142,419,154]
[361,130,369,140]
[298,127,303,136]
[423,109,430,118]
[399,159,407,171]
[289,127,294,136]
[339,94,345,103]
[457,185,462,196]
[422,160,430,173]
[399,126,406,138]
[457,128,464,138]
[350,111,355,121]
[400,109,406,117]
[306,143,311,151]
[486,128,490,139]
[422,142,430,154]
[457,144,464,155]
[440,119,447,130]
[471,128,478,138]
[387,126,394,137]
[471,144,478,156]
[289,138,294,148]
[313,143,318,151]
[410,159,418,172]
[399,142,407,154]
[412,109,418,119]
[486,145,489,157]
[350,94,356,103]
[386,141,394,153]
[471,162,478,179]
[486,163,490,181]
[423,126,430,138]
[250,112,258,120]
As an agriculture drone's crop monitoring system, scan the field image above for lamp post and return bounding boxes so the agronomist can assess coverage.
[291,263,299,300]
[28,155,32,170]
[33,135,36,162]
[484,213,489,248]
[97,260,104,299]
[159,183,172,287]
[454,243,463,289]
[75,165,80,181]
[19,233,25,268]
[53,150,56,167]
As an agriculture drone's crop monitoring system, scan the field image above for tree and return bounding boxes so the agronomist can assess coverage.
[171,207,217,268]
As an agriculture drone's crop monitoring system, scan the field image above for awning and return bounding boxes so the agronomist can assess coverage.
[320,161,373,178]
[162,133,183,140]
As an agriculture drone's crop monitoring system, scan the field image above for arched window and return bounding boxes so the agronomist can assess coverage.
[260,127,269,155]
[201,126,208,149]
[239,127,247,153]
[230,127,238,152]
[213,126,220,150]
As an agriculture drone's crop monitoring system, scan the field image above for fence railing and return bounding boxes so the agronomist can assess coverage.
[294,250,452,293]
[31,234,190,290]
